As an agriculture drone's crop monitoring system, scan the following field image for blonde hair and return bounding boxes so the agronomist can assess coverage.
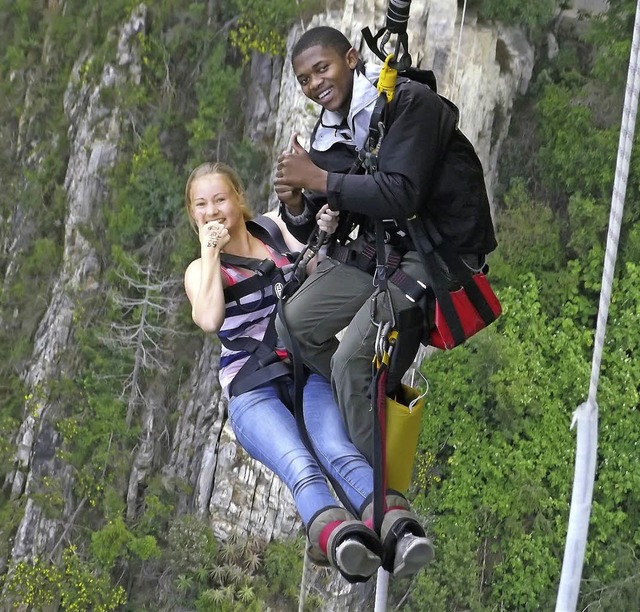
[184,161,253,233]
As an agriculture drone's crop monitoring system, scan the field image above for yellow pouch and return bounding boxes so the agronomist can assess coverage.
[386,384,425,493]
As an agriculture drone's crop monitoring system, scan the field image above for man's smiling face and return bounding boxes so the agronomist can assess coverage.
[293,44,359,116]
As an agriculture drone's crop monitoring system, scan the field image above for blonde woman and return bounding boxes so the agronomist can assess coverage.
[184,161,388,583]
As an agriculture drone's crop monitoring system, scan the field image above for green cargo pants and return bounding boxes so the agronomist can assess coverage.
[276,251,429,464]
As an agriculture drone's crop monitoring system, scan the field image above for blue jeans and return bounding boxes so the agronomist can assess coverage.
[228,373,373,526]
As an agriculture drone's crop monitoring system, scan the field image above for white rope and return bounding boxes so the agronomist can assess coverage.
[298,551,310,612]
[449,0,468,100]
[555,2,640,610]
[374,567,390,612]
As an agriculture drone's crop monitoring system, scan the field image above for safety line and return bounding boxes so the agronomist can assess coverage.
[555,2,640,609]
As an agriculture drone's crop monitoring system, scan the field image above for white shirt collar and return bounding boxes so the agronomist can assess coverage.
[312,64,381,152]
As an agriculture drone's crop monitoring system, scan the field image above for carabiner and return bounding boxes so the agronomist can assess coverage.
[375,320,393,362]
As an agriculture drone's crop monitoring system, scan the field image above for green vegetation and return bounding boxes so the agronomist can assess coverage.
[401,2,640,610]
[474,0,559,35]
[229,0,320,60]
[0,0,305,608]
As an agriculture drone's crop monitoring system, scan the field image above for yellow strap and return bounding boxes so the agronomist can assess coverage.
[377,54,398,102]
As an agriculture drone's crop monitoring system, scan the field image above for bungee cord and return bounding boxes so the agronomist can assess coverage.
[555,1,640,609]
[449,0,468,101]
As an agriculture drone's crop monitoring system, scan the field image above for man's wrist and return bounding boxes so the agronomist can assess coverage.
[311,168,329,194]
[285,192,304,215]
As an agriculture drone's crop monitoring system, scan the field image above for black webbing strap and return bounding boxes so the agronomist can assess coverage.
[221,257,279,304]
[420,217,496,326]
[246,215,296,259]
[405,218,465,345]
[275,297,311,448]
[220,253,279,275]
[435,242,496,325]
[221,254,291,398]
[372,354,389,534]
[224,311,290,398]
[388,268,425,303]
[275,292,360,517]
[373,220,389,293]
[364,95,389,170]
[331,240,427,304]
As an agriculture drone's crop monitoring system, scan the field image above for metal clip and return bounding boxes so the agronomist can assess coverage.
[375,320,393,362]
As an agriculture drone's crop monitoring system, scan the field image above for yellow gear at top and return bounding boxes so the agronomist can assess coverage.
[377,54,398,102]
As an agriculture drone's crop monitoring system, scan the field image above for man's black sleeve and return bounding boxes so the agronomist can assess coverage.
[325,81,457,219]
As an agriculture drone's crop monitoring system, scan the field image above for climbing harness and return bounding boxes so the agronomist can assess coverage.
[360,1,497,608]
[295,0,497,605]
[219,216,299,400]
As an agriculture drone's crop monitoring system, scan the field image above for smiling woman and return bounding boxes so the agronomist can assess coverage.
[180,161,436,584]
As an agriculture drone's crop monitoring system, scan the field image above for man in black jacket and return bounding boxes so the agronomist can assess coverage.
[275,26,496,465]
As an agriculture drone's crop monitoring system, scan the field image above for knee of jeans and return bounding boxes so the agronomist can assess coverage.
[290,462,328,497]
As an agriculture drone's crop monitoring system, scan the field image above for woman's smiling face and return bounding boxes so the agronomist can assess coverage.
[293,44,359,115]
[189,173,243,231]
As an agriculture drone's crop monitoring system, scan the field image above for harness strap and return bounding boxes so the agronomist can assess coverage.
[246,216,296,259]
[225,309,288,398]
[221,235,293,399]
[372,358,389,534]
[231,360,293,397]
[331,241,427,304]
[388,268,426,303]
[276,278,363,517]
[424,221,495,324]
[222,261,281,304]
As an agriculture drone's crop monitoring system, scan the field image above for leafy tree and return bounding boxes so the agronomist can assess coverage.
[229,0,318,60]
[398,4,640,609]
[1,546,126,611]
[261,537,304,600]
[187,42,242,159]
[471,0,559,34]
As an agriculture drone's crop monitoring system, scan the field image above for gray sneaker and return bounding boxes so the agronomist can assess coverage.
[335,538,382,579]
[393,533,434,578]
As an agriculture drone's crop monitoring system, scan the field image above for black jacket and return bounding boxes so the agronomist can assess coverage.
[286,75,497,256]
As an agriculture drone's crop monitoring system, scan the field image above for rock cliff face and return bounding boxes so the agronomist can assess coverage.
[4,0,535,607]
[5,5,148,568]
[271,0,534,207]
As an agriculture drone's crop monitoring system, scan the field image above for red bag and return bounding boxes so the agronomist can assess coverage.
[428,273,502,350]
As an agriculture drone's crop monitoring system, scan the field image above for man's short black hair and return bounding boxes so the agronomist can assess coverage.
[291,26,353,63]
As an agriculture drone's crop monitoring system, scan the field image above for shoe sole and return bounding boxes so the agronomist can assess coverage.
[394,539,435,579]
[336,540,382,578]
